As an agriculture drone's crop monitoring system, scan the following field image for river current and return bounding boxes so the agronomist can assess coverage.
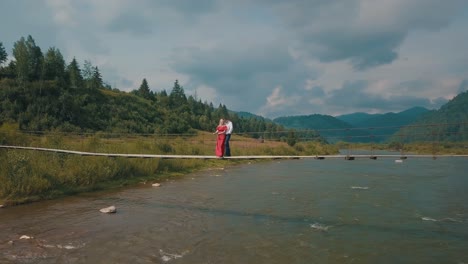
[1,153,467,263]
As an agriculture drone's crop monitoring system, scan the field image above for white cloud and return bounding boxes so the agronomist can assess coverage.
[194,84,219,104]
[266,86,288,107]
[46,0,76,26]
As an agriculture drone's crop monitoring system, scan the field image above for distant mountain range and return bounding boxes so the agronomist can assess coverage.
[336,107,431,142]
[239,90,468,143]
[273,114,359,142]
[272,107,430,142]
[335,106,429,127]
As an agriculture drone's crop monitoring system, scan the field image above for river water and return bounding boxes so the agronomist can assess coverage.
[1,154,467,263]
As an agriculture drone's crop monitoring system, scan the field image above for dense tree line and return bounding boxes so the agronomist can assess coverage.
[0,35,307,144]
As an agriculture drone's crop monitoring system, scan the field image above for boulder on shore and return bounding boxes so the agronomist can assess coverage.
[152,183,161,187]
[100,205,116,214]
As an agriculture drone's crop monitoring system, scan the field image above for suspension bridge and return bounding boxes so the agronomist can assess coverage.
[1,145,467,160]
[1,122,467,160]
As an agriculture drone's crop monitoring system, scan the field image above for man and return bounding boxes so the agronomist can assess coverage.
[224,119,233,156]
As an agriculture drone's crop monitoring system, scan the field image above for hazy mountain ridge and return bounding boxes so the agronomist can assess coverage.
[273,107,431,142]
[335,112,381,126]
[336,107,429,127]
[208,94,466,143]
[273,114,371,143]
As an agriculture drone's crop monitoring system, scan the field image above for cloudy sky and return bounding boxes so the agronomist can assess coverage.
[1,0,467,118]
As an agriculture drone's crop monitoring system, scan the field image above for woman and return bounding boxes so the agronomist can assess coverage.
[214,119,227,157]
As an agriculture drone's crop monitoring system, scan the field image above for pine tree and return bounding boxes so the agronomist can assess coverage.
[138,78,151,99]
[215,104,229,119]
[42,47,65,81]
[169,80,187,107]
[66,58,84,89]
[26,35,43,81]
[0,42,7,66]
[91,66,103,89]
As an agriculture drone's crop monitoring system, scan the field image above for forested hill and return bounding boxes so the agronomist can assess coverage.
[335,107,430,142]
[0,35,289,138]
[394,91,468,141]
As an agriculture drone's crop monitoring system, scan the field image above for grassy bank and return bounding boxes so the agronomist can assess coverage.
[0,124,338,206]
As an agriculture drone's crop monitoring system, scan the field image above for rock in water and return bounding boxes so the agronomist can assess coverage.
[152,183,161,187]
[100,206,116,214]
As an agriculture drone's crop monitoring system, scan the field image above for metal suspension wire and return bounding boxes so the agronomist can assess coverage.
[2,122,467,144]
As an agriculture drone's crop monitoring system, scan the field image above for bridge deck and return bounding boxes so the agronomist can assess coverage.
[1,145,467,159]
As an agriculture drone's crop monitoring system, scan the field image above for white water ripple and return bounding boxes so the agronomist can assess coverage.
[421,217,438,222]
[421,216,463,222]
[159,249,188,262]
[310,223,331,232]
[351,186,369,190]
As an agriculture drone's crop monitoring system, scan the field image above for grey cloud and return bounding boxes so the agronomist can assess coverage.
[158,0,217,14]
[105,0,219,38]
[458,80,468,93]
[311,30,402,70]
[0,1,110,56]
[75,32,110,55]
[431,97,449,108]
[325,80,445,113]
[174,42,301,94]
[172,40,317,114]
[266,0,468,70]
[119,78,135,90]
[393,80,438,96]
[100,66,135,91]
[0,1,59,52]
[107,11,153,35]
[309,86,325,97]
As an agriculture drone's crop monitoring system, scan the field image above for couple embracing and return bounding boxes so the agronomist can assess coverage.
[213,118,233,158]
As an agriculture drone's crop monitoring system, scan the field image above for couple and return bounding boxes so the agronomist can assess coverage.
[214,118,233,158]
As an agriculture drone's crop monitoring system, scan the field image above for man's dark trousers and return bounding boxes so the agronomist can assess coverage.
[225,134,231,156]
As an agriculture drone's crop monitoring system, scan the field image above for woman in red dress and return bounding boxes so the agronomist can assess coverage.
[214,119,227,157]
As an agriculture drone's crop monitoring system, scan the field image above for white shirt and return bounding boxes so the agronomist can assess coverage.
[225,120,233,134]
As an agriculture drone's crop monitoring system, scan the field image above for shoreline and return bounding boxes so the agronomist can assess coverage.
[0,156,270,208]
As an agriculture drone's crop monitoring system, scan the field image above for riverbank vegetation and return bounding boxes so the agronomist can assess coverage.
[0,124,338,206]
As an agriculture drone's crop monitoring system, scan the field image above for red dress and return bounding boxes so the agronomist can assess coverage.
[215,125,227,157]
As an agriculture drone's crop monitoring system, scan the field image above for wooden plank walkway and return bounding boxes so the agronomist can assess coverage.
[1,145,468,159]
